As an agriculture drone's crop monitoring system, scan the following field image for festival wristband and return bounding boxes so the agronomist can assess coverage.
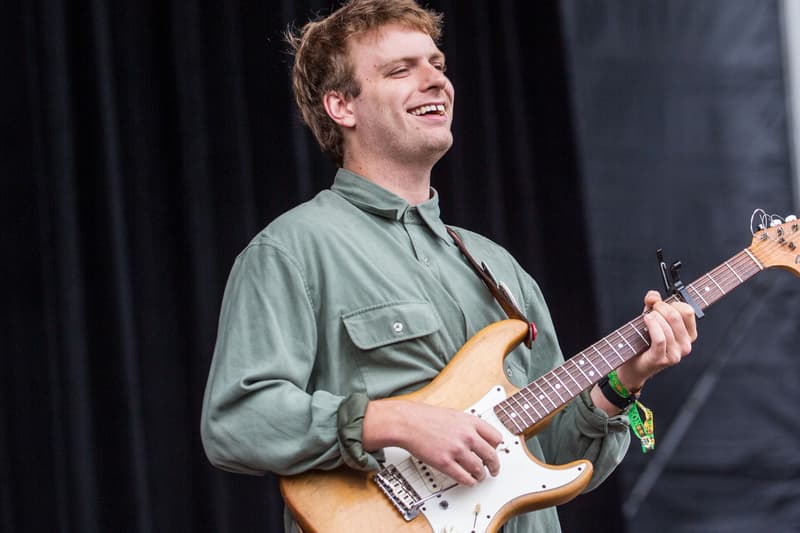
[598,370,655,453]
[598,372,636,409]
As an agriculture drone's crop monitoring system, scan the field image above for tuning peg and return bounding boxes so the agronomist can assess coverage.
[786,215,797,222]
[770,219,782,227]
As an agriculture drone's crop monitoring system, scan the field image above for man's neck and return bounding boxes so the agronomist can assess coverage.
[343,158,433,205]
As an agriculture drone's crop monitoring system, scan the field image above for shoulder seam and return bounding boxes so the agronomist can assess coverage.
[240,238,316,311]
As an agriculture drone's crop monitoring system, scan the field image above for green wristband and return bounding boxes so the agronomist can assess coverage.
[607,370,635,398]
[606,371,655,453]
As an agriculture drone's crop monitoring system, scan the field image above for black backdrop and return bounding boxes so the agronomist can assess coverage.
[3,1,619,532]
[561,2,800,531]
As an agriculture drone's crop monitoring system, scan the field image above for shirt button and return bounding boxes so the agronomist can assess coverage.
[421,256,430,266]
[392,321,405,334]
[506,367,513,377]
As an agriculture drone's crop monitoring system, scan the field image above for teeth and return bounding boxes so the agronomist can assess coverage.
[409,104,446,116]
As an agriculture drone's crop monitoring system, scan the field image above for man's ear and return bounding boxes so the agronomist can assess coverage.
[323,91,356,128]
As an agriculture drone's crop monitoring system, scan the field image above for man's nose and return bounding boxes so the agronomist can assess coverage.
[420,62,448,90]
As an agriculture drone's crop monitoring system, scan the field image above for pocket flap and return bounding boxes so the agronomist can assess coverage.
[342,301,441,350]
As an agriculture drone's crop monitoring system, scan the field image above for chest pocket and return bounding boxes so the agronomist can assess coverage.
[342,301,441,349]
[341,301,444,397]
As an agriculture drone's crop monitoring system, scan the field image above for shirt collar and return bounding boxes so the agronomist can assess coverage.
[331,168,452,245]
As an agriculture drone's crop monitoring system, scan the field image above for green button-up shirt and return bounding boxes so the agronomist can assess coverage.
[201,169,630,532]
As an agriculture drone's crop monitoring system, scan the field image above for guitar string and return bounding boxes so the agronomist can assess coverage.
[488,238,776,436]
[500,233,794,429]
[501,239,793,428]
[496,249,763,429]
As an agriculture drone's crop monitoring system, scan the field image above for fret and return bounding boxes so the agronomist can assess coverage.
[562,361,585,391]
[532,380,558,411]
[553,368,580,397]
[510,393,536,427]
[546,373,566,402]
[573,355,593,382]
[531,393,549,420]
[706,272,724,295]
[496,397,514,426]
[582,352,604,380]
[615,330,636,356]
[508,405,526,433]
[723,261,742,283]
[519,390,544,420]
[602,338,626,363]
[691,285,710,307]
[552,374,580,404]
[630,320,650,347]
[590,344,613,371]
[685,252,761,311]
[716,268,735,290]
[518,391,539,425]
[743,248,764,270]
[689,278,712,304]
[528,387,551,419]
[504,395,522,424]
[495,402,524,433]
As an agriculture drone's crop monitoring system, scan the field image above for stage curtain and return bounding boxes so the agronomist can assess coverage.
[2,1,612,531]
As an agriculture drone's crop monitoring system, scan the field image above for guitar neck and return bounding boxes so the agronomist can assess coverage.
[494,247,764,435]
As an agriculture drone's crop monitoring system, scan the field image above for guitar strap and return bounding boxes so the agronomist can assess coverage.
[446,226,537,348]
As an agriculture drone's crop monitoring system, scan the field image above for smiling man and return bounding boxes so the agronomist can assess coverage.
[200,1,697,532]
[324,23,454,204]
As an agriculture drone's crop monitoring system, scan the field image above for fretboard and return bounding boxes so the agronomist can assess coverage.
[493,247,764,435]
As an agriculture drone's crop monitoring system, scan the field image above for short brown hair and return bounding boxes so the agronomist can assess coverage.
[287,0,443,166]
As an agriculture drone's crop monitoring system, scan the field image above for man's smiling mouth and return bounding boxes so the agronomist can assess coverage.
[408,104,446,116]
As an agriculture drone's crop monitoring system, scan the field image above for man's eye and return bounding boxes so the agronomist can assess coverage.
[434,63,447,72]
[390,67,409,76]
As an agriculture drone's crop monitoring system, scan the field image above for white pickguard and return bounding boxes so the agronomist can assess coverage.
[381,386,588,533]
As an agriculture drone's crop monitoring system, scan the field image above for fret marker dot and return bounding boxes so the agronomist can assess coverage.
[555,384,561,389]
[579,359,585,365]
[510,413,517,418]
[523,403,530,409]
[705,286,711,292]
[538,395,544,400]
[589,371,595,376]
[617,343,623,349]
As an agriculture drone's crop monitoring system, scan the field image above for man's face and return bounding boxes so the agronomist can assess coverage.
[343,24,455,166]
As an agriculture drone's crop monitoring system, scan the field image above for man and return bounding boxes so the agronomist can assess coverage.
[200,1,697,531]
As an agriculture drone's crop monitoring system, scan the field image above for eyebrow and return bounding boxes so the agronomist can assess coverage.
[377,52,446,71]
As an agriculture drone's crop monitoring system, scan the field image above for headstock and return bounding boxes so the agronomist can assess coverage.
[749,209,800,276]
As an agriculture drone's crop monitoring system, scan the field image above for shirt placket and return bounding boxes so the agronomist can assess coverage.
[401,208,436,273]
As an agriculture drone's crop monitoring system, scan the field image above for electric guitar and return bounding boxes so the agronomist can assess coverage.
[280,210,800,533]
